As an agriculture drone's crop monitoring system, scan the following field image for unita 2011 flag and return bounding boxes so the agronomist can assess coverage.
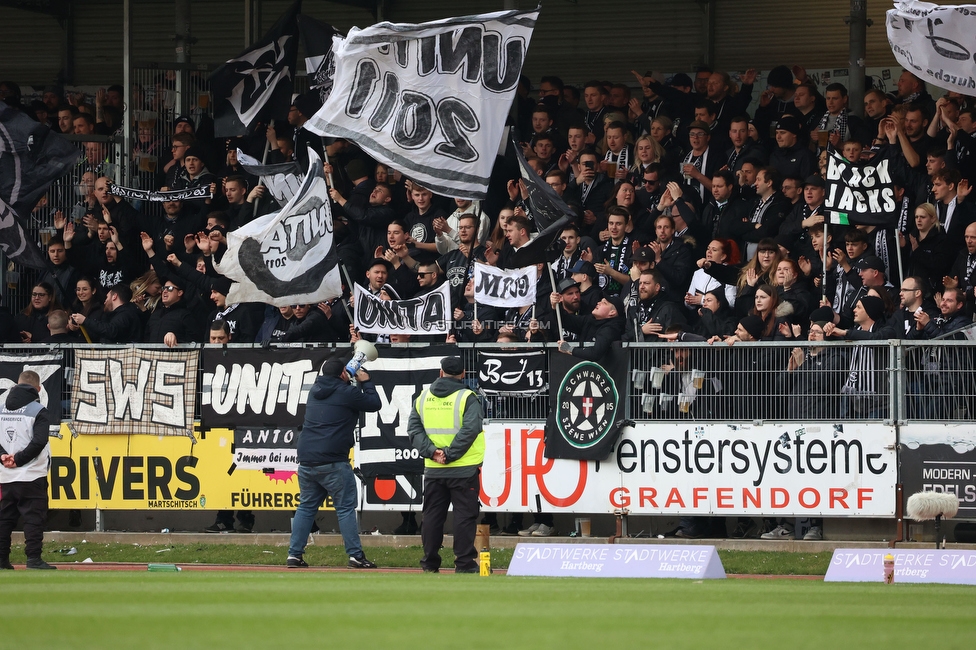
[0,101,80,269]
[887,1,976,92]
[215,147,342,307]
[305,7,539,199]
[210,0,301,137]
[824,150,898,227]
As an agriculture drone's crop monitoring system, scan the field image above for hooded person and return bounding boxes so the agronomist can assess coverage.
[287,349,381,570]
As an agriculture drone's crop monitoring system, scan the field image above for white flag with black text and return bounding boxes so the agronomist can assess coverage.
[215,147,342,307]
[473,261,537,308]
[305,8,539,199]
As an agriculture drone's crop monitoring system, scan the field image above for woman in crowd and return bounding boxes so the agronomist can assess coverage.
[750,284,786,340]
[16,282,61,343]
[628,135,667,188]
[70,276,103,319]
[694,288,737,339]
[905,202,951,292]
[773,258,814,329]
[732,238,782,317]
[687,238,739,313]
[650,116,684,169]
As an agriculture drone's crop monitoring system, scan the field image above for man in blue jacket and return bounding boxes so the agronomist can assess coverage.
[287,350,381,569]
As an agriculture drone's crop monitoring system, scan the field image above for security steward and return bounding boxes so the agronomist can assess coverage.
[0,371,55,570]
[408,356,485,573]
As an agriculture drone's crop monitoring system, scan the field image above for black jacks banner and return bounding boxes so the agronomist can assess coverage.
[70,349,199,437]
[544,346,631,461]
[355,345,456,480]
[477,349,547,395]
[305,8,539,199]
[200,347,332,429]
[825,150,898,227]
[0,353,63,432]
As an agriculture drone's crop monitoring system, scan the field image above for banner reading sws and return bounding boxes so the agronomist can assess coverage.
[70,349,198,436]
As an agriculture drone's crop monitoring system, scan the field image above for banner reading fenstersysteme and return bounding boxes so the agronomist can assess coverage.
[480,422,897,516]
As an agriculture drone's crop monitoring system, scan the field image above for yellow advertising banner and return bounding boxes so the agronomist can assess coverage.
[47,426,331,510]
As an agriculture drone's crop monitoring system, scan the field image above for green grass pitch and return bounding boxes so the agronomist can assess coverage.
[1,572,974,649]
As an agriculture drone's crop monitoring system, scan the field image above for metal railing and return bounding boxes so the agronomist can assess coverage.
[5,339,976,425]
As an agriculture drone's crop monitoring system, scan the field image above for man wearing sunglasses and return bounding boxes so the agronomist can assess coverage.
[144,276,201,347]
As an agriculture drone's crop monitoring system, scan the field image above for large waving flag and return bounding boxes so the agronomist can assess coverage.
[305,7,539,200]
[299,14,341,104]
[210,0,301,137]
[0,101,80,269]
[215,147,342,307]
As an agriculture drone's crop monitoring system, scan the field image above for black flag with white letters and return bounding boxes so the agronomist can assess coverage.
[298,14,340,104]
[0,101,80,269]
[505,136,571,268]
[824,149,898,227]
[210,0,301,137]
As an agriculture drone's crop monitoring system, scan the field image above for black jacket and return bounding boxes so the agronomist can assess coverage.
[82,302,143,343]
[297,374,381,465]
[145,299,201,344]
[562,312,624,361]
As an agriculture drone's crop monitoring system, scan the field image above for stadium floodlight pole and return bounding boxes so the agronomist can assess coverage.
[847,0,868,118]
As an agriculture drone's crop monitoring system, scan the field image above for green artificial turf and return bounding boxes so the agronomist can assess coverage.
[1,572,973,649]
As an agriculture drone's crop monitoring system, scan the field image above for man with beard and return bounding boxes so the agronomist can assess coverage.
[69,283,142,343]
[623,269,686,342]
[437,214,485,309]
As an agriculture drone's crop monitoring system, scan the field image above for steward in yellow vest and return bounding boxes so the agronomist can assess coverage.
[407,356,485,573]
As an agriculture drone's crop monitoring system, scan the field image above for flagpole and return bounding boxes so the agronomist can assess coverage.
[253,119,274,219]
[822,219,829,303]
[893,226,905,287]
[321,138,335,187]
[547,263,563,339]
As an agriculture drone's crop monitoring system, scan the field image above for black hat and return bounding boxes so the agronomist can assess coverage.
[804,174,825,188]
[345,158,369,181]
[368,257,393,272]
[855,255,886,274]
[174,115,194,129]
[775,115,802,135]
[570,260,597,278]
[809,306,835,325]
[557,277,580,293]
[739,315,765,340]
[669,73,693,88]
[605,295,626,317]
[632,247,654,263]
[183,145,206,162]
[210,275,233,296]
[766,65,794,89]
[321,349,354,378]
[292,93,322,119]
[160,275,184,290]
[688,120,711,134]
[441,356,464,376]
[858,295,886,323]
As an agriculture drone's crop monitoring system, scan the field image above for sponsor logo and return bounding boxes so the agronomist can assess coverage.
[555,361,617,449]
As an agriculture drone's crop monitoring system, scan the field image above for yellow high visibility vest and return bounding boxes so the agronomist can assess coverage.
[415,388,484,468]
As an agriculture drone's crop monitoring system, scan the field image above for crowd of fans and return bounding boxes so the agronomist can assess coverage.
[0,65,973,414]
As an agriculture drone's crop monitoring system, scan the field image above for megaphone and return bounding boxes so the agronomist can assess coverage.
[344,340,378,377]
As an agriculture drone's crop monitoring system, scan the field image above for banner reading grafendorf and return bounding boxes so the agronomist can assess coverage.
[482,422,897,516]
[70,348,199,436]
[305,8,539,199]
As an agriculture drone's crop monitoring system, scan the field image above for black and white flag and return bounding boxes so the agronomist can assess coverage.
[236,148,301,204]
[0,101,80,269]
[109,184,211,202]
[299,14,340,104]
[0,353,63,432]
[215,147,342,307]
[824,150,898,227]
[210,0,301,137]
[478,349,546,395]
[353,282,451,335]
[887,1,976,93]
[305,8,539,199]
[505,135,572,268]
[473,261,537,308]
